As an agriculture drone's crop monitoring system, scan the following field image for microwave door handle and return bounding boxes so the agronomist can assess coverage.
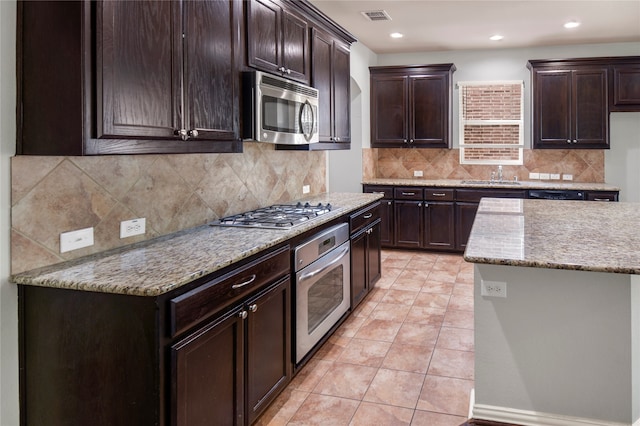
[298,244,349,283]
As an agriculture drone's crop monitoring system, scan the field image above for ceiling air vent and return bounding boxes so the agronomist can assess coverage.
[361,10,392,22]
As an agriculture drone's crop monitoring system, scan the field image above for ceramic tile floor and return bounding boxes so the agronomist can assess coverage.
[256,250,475,426]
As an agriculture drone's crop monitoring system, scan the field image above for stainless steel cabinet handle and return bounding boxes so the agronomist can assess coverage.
[418,202,422,207]
[298,245,349,282]
[335,137,340,142]
[410,139,414,143]
[286,68,291,74]
[363,213,373,219]
[188,129,199,138]
[372,191,385,194]
[232,274,257,289]
[176,129,188,141]
[401,192,415,196]
[432,193,446,197]
[249,304,258,313]
[238,310,248,319]
[567,139,571,143]
[573,140,578,144]
[387,201,392,205]
[593,198,610,201]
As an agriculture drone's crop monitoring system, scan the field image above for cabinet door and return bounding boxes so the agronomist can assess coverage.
[333,41,351,144]
[394,201,422,248]
[572,68,609,148]
[350,230,368,309]
[246,278,291,424]
[282,9,310,84]
[311,28,333,143]
[247,0,281,74]
[423,202,455,250]
[611,64,640,111]
[172,309,245,426]
[371,75,408,146]
[183,0,240,141]
[410,74,448,147]
[379,199,394,247]
[98,0,181,139]
[367,222,382,286]
[532,70,572,148]
[455,202,479,251]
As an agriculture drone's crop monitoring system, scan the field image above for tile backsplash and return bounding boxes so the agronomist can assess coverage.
[11,142,326,274]
[363,148,605,182]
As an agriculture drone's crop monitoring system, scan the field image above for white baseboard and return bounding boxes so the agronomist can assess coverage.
[472,403,633,426]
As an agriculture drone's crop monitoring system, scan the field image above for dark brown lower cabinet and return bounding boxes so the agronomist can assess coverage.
[423,201,455,250]
[394,200,422,248]
[350,220,382,309]
[173,308,245,426]
[19,245,291,426]
[379,198,394,247]
[455,202,479,252]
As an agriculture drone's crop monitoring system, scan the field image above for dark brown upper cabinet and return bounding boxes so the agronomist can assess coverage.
[610,58,640,112]
[528,56,640,150]
[529,61,609,149]
[369,64,456,149]
[246,0,310,84]
[18,0,242,156]
[310,27,351,149]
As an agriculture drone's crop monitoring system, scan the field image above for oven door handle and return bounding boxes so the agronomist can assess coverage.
[298,244,349,283]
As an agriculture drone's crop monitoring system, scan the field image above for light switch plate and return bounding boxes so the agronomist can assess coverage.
[529,172,540,179]
[563,174,573,181]
[302,185,310,194]
[550,173,561,180]
[60,227,94,253]
[413,170,424,177]
[539,173,550,180]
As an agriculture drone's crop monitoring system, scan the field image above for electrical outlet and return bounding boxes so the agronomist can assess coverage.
[413,170,424,177]
[302,185,310,194]
[529,172,540,179]
[539,173,550,180]
[120,218,146,239]
[60,227,94,253]
[481,279,507,298]
[563,174,573,181]
[550,173,561,180]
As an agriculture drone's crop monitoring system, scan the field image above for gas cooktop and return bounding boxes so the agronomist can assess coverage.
[210,202,335,229]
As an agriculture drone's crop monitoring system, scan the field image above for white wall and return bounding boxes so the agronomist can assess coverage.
[606,112,640,202]
[328,42,377,192]
[0,1,18,425]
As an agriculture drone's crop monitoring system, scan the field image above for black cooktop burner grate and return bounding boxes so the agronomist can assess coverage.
[212,202,334,229]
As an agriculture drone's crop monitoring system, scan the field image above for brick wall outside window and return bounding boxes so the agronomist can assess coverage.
[459,81,524,165]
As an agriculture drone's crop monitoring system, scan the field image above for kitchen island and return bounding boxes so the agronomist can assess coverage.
[464,198,640,426]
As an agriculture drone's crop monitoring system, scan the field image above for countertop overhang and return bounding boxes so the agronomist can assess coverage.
[11,193,383,296]
[362,178,620,191]
[463,198,640,275]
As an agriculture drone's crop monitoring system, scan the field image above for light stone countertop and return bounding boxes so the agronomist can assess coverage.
[11,193,383,297]
[463,198,640,274]
[362,178,620,191]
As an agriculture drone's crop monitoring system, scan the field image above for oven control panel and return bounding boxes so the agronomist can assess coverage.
[294,223,349,272]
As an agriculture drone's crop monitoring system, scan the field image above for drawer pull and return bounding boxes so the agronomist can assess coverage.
[372,191,386,195]
[432,193,446,197]
[401,192,415,196]
[363,213,373,219]
[232,274,257,289]
[593,198,610,202]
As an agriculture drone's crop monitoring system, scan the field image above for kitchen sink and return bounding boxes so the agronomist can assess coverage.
[461,180,521,185]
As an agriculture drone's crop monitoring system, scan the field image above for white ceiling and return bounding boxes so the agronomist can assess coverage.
[309,0,640,54]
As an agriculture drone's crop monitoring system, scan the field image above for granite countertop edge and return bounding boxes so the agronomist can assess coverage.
[11,193,383,297]
[362,178,620,191]
[462,255,640,275]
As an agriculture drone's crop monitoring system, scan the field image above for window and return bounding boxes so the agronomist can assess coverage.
[458,81,524,165]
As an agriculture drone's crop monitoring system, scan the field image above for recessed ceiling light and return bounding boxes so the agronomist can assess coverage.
[390,32,404,39]
[564,21,580,29]
[489,34,504,41]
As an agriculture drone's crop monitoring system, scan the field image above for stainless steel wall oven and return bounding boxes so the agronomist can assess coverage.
[294,223,350,364]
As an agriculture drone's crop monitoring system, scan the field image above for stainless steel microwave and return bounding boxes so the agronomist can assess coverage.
[242,71,319,145]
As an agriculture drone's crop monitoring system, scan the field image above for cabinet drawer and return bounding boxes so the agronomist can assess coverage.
[169,245,290,337]
[394,187,423,200]
[456,189,526,202]
[586,191,619,202]
[424,188,454,201]
[350,202,381,235]
[363,185,393,199]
